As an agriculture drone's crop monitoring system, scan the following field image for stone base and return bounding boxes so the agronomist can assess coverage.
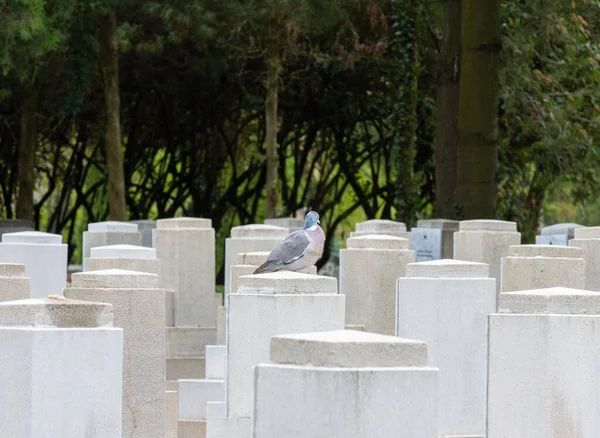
[166,390,178,438]
[167,380,179,391]
[178,419,206,438]
[216,307,226,345]
[167,357,205,380]
[179,379,225,421]
[167,327,216,357]
[205,345,226,379]
[206,416,251,438]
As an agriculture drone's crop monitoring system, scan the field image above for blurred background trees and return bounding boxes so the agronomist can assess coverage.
[1,0,600,278]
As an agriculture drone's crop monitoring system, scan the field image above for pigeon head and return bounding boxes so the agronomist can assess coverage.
[304,211,320,229]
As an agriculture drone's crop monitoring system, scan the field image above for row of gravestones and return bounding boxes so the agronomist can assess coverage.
[0,217,598,437]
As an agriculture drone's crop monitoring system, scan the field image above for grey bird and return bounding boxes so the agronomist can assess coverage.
[253,211,326,274]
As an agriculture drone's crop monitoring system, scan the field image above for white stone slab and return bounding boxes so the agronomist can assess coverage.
[179,379,225,421]
[540,222,585,237]
[454,219,521,299]
[340,236,415,335]
[355,219,407,232]
[91,244,156,259]
[459,219,516,232]
[165,390,178,438]
[157,217,212,229]
[0,297,123,437]
[271,330,428,367]
[0,232,67,298]
[129,220,157,248]
[488,286,600,437]
[206,401,226,420]
[253,330,438,438]
[575,226,600,239]
[66,269,166,437]
[397,263,495,437]
[501,245,585,293]
[82,222,142,268]
[406,259,489,278]
[535,234,569,246]
[0,263,29,302]
[264,217,304,232]
[410,228,443,261]
[154,217,216,328]
[2,231,62,244]
[226,272,345,420]
[206,345,226,379]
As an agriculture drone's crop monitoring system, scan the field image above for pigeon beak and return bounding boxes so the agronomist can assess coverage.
[318,219,320,224]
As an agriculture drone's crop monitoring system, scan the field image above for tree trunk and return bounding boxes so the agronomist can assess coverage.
[100,11,126,221]
[16,82,36,222]
[434,0,461,219]
[393,0,418,227]
[455,0,501,219]
[264,40,279,219]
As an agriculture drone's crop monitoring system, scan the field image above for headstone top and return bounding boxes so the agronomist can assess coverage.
[235,252,270,266]
[238,271,337,295]
[156,217,212,229]
[71,269,159,289]
[270,330,428,368]
[355,219,407,232]
[230,224,288,239]
[90,244,157,259]
[508,244,582,258]
[415,219,460,230]
[264,218,304,230]
[540,222,585,237]
[347,234,409,250]
[0,263,26,276]
[406,259,490,278]
[574,226,600,239]
[128,220,157,227]
[87,221,139,233]
[0,296,114,327]
[498,287,600,315]
[459,219,517,232]
[2,231,63,244]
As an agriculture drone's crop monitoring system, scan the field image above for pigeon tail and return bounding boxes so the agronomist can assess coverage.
[253,261,279,274]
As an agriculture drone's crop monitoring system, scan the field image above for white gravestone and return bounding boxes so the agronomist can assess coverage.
[264,217,304,232]
[0,231,67,298]
[454,219,521,299]
[154,217,216,328]
[253,330,439,438]
[0,219,34,241]
[535,222,585,246]
[340,235,415,335]
[82,221,141,269]
[66,269,166,438]
[569,226,600,291]
[397,259,495,436]
[128,219,157,248]
[0,296,123,437]
[501,244,585,292]
[410,219,459,261]
[207,271,345,438]
[488,287,600,437]
[224,224,288,305]
[349,218,411,240]
[0,263,30,302]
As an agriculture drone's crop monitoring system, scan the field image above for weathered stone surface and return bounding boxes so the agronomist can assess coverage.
[406,259,489,279]
[270,330,428,367]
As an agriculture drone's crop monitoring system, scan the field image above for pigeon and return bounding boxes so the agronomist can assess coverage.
[253,211,326,274]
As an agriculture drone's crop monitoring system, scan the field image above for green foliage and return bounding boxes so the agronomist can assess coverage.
[498,0,600,240]
[0,0,76,79]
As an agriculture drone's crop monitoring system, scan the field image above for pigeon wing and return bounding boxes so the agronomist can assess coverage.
[266,230,311,267]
